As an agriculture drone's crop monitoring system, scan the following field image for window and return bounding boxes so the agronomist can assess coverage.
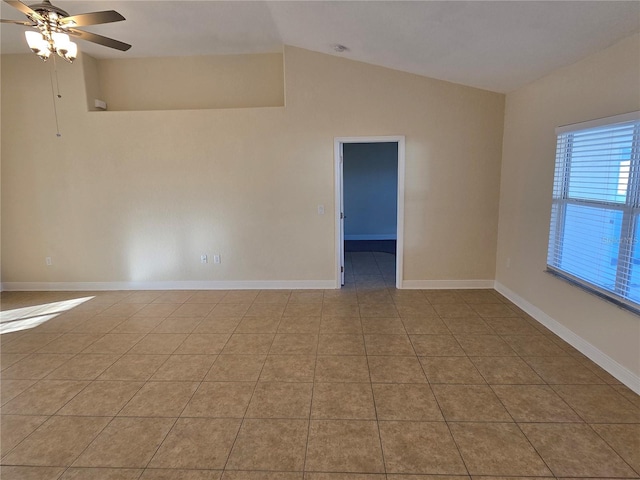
[547,111,640,311]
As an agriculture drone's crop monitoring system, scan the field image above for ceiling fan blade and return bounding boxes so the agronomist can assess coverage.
[60,10,124,27]
[67,28,131,51]
[3,0,44,22]
[0,18,34,25]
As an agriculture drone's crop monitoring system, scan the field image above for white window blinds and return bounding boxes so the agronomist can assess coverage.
[548,111,640,310]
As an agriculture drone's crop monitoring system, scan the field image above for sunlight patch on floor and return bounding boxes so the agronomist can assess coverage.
[0,296,95,334]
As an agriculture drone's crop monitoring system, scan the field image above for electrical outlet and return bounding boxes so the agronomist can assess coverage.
[317,205,325,215]
[201,254,208,264]
[45,256,53,266]
[506,257,511,268]
[213,254,221,264]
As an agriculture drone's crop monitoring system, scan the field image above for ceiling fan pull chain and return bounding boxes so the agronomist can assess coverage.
[48,60,62,137]
[52,53,61,98]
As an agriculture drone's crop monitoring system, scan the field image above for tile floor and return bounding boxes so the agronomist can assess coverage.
[344,251,397,288]
[0,259,639,479]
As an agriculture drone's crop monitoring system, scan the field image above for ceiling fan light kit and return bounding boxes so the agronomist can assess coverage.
[25,29,76,62]
[2,0,131,63]
[1,0,131,135]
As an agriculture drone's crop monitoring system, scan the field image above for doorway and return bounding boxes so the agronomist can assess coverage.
[334,136,405,288]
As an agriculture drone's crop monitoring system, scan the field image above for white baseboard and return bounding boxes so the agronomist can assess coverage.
[402,279,495,290]
[0,280,337,291]
[344,234,397,240]
[495,281,640,395]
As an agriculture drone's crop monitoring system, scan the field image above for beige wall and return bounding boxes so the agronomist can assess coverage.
[82,54,103,112]
[95,53,285,111]
[496,34,640,377]
[1,46,504,286]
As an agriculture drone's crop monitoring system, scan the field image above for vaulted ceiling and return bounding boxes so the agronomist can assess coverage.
[1,1,639,92]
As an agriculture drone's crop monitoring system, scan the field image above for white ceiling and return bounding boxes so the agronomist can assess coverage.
[1,1,639,93]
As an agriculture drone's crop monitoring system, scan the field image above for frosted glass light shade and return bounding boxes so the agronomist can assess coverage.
[25,31,47,52]
[65,41,78,60]
[25,29,78,61]
[52,32,70,49]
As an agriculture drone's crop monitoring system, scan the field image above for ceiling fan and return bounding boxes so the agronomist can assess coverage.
[1,0,131,62]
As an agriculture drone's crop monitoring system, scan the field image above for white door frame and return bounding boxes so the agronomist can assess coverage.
[334,136,406,289]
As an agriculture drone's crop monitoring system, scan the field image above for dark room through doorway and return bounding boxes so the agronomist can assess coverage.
[342,142,398,288]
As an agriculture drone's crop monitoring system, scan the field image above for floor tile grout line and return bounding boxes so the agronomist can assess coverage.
[18,412,636,422]
[547,383,624,424]
[586,422,640,477]
[1,350,149,461]
[0,412,54,464]
[301,315,321,473]
[407,319,472,478]
[45,372,148,477]
[361,311,389,477]
[30,337,179,472]
[435,298,552,475]
[2,333,68,359]
[511,420,559,477]
[484,373,558,476]
[460,297,556,477]
[219,310,283,472]
[195,327,235,382]
[141,353,212,473]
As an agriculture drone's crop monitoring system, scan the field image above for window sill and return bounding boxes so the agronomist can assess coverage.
[545,268,640,317]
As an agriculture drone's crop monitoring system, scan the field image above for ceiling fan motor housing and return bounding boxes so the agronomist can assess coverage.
[28,0,69,19]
